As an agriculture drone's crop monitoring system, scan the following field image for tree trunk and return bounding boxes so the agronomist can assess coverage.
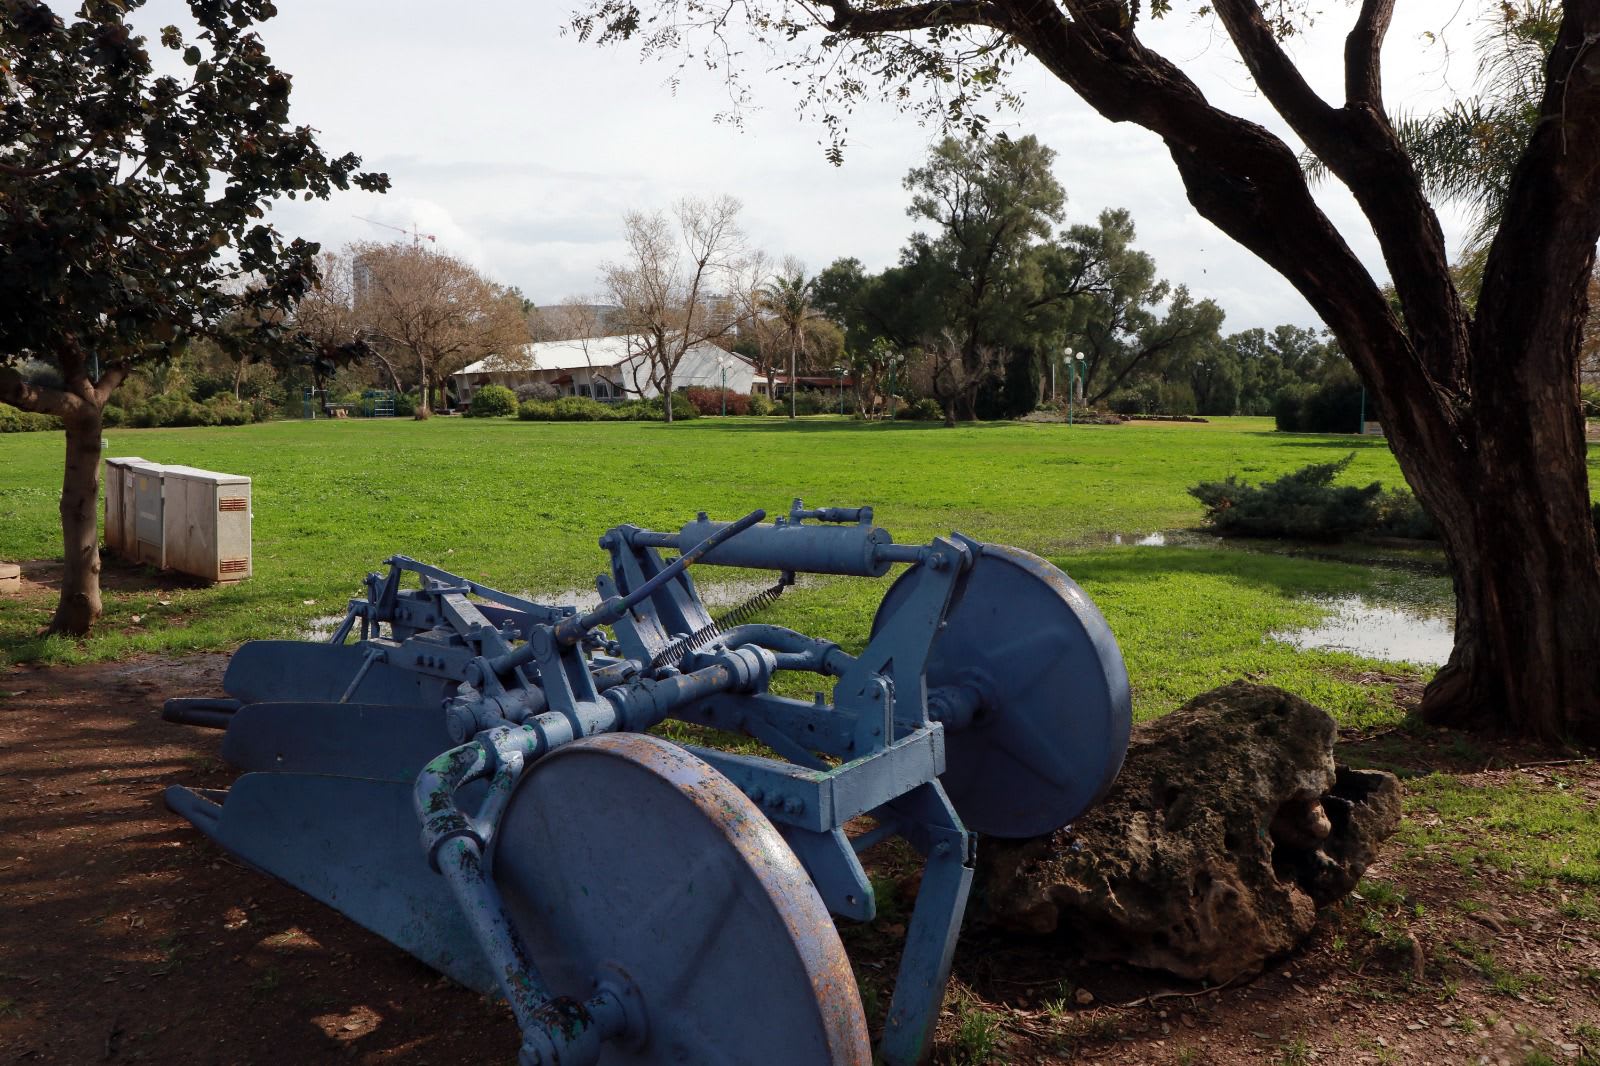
[789,337,797,419]
[1406,330,1600,744]
[51,404,105,636]
[416,364,432,419]
[663,368,674,423]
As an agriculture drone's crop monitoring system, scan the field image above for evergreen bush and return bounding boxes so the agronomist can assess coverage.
[468,384,518,418]
[1189,453,1383,540]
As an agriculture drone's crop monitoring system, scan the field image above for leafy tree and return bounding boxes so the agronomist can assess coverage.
[901,134,1067,417]
[0,0,386,635]
[573,0,1600,742]
[1062,209,1225,403]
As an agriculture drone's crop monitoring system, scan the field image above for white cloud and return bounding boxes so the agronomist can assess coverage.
[129,0,1486,330]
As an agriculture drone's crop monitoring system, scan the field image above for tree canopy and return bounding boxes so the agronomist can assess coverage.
[571,0,1600,743]
[0,0,385,633]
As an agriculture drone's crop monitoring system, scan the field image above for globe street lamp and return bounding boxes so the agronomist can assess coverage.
[1068,351,1086,425]
[833,365,845,416]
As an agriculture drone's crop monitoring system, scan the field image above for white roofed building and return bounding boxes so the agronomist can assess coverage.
[453,335,757,403]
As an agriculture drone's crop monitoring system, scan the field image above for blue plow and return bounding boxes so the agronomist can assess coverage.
[163,501,1131,1065]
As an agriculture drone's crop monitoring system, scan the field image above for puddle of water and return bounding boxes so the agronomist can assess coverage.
[299,613,350,641]
[1104,530,1220,548]
[1271,595,1454,666]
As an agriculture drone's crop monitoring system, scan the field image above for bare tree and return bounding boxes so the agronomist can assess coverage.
[289,251,406,395]
[603,196,750,421]
[349,241,530,417]
[528,297,616,344]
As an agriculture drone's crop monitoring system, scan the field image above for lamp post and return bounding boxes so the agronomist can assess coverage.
[834,365,845,416]
[721,362,727,417]
[887,352,898,420]
[1068,351,1086,426]
[1057,347,1080,408]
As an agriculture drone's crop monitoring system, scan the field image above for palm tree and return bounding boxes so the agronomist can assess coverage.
[759,267,822,419]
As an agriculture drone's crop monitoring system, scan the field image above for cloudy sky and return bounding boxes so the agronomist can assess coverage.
[135,2,1488,333]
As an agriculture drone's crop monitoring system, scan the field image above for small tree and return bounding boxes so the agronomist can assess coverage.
[759,262,824,418]
[603,196,750,421]
[0,0,386,635]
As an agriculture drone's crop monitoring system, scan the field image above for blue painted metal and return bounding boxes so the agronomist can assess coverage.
[162,499,1132,1066]
[873,542,1133,838]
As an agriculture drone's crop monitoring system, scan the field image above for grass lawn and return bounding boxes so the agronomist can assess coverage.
[3,414,1439,725]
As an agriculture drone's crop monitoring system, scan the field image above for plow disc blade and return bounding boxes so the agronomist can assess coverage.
[223,640,453,708]
[165,773,496,994]
[220,701,457,780]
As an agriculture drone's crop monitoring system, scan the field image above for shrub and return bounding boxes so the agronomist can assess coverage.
[468,384,518,418]
[392,392,418,418]
[514,381,560,403]
[1371,488,1436,539]
[1582,383,1600,418]
[203,395,255,426]
[748,392,775,416]
[685,386,751,415]
[126,395,211,427]
[1275,379,1364,433]
[0,402,61,432]
[1189,453,1383,541]
[895,397,945,421]
[641,393,700,421]
[518,393,698,422]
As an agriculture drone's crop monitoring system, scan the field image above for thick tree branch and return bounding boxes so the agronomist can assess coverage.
[1475,8,1600,371]
[1344,0,1394,110]
[0,365,80,417]
[1206,0,1466,391]
[93,362,131,406]
[818,0,1014,34]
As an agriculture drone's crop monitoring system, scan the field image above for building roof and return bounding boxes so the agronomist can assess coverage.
[456,336,754,377]
[456,335,643,376]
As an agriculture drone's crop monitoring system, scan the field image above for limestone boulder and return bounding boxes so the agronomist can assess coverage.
[978,681,1402,983]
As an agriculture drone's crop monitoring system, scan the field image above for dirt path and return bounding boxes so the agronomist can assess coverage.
[1,656,1595,1064]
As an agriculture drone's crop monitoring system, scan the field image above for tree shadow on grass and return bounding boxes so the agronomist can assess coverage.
[1241,431,1393,450]
[1058,543,1381,601]
[472,417,1014,433]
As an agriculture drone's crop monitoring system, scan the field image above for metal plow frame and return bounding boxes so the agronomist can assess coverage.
[164,501,1131,1065]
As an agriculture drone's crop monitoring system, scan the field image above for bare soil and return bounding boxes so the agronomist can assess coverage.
[1,656,1596,1065]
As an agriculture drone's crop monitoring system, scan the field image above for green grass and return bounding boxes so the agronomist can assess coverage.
[1398,773,1600,886]
[1,415,1443,723]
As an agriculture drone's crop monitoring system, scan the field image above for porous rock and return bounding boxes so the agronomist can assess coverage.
[978,681,1401,984]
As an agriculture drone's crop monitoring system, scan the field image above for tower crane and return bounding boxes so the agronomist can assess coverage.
[354,215,438,246]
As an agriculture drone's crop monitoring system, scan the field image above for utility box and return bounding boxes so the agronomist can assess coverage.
[131,463,168,568]
[103,457,148,557]
[160,466,252,582]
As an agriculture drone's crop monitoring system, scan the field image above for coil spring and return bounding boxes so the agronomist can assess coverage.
[650,574,793,669]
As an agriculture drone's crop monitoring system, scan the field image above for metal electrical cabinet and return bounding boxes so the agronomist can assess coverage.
[102,457,148,557]
[160,466,253,582]
[131,463,168,568]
